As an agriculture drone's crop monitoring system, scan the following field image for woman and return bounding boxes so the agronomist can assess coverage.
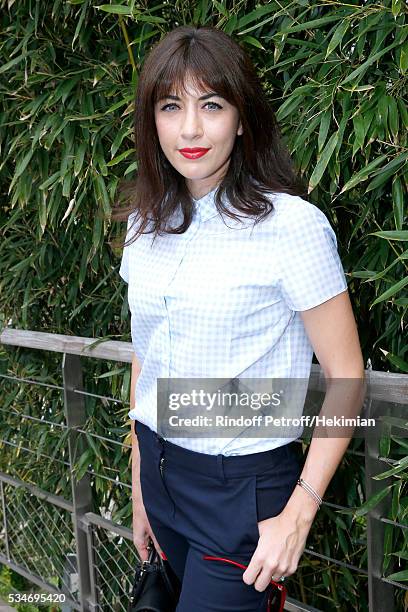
[115,25,365,611]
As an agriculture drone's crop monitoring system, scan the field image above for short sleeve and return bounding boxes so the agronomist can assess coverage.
[277,200,348,311]
[118,212,137,284]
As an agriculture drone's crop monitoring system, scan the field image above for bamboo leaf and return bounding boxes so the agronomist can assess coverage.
[280,15,344,35]
[124,161,138,176]
[366,168,399,192]
[292,114,321,153]
[325,19,349,59]
[378,94,389,133]
[242,36,265,50]
[105,96,134,115]
[339,155,388,193]
[96,368,126,378]
[97,5,133,15]
[308,131,339,193]
[94,174,111,216]
[392,0,403,17]
[391,550,408,561]
[84,431,104,462]
[369,152,408,177]
[353,249,408,281]
[136,15,167,24]
[371,276,408,306]
[391,480,402,520]
[372,455,408,480]
[317,110,331,153]
[352,114,365,151]
[12,149,35,183]
[397,98,408,128]
[369,230,408,241]
[400,40,408,74]
[74,142,87,177]
[336,484,394,517]
[392,178,406,230]
[387,96,399,139]
[378,415,408,432]
[340,40,401,86]
[386,570,408,582]
[39,171,62,191]
[236,4,279,30]
[107,149,135,167]
[0,52,33,74]
[72,0,88,48]
[382,523,394,573]
[276,95,304,122]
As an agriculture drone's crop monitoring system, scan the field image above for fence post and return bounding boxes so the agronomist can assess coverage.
[63,353,95,612]
[365,397,394,612]
[0,481,10,561]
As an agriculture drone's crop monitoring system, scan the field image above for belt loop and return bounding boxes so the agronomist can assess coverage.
[216,454,227,483]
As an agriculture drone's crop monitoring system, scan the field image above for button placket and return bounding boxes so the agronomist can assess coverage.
[162,219,200,379]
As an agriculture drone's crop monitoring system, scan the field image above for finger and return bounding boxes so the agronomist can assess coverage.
[137,545,148,561]
[254,567,274,592]
[271,567,288,583]
[242,559,263,586]
[148,529,164,556]
[134,534,151,561]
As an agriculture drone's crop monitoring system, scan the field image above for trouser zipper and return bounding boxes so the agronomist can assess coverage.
[159,456,165,477]
[158,455,175,517]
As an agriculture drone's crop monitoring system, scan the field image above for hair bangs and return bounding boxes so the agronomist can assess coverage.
[153,46,230,105]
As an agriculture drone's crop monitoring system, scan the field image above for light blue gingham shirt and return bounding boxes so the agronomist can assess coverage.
[119,187,348,455]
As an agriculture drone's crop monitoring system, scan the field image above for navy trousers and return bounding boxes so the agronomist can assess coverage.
[135,420,303,611]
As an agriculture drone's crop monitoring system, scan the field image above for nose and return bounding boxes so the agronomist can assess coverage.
[180,106,203,140]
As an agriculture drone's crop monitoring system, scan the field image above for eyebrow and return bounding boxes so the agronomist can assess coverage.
[159,92,223,102]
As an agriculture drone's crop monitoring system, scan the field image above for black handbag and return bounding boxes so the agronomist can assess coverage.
[128,540,181,612]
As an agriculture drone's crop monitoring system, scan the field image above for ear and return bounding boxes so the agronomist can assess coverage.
[237,120,243,136]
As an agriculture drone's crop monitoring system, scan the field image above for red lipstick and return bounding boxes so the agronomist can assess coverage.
[179,147,210,159]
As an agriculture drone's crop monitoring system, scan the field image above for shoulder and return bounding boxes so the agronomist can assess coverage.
[267,192,327,225]
[265,192,335,238]
[125,210,151,242]
[126,210,140,232]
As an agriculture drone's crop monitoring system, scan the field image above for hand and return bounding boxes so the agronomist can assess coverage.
[132,496,164,562]
[242,509,313,592]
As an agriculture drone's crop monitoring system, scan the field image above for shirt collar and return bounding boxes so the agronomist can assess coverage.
[192,186,258,230]
[193,186,232,223]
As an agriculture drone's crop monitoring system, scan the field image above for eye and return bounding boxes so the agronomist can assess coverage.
[160,103,179,112]
[205,101,223,111]
[160,101,223,112]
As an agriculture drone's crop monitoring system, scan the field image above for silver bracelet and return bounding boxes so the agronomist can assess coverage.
[297,478,322,509]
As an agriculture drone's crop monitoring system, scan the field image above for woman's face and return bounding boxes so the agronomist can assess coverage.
[154,75,243,199]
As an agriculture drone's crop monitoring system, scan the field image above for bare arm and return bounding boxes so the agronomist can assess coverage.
[243,290,366,588]
[129,353,164,558]
[130,353,142,506]
[284,290,366,525]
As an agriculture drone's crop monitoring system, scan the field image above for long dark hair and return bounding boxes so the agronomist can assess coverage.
[110,25,306,249]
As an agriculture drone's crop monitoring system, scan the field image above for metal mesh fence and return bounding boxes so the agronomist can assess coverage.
[1,481,79,604]
[90,521,137,612]
[1,331,407,611]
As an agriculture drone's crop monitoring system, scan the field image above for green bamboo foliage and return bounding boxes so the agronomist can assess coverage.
[0,2,407,611]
